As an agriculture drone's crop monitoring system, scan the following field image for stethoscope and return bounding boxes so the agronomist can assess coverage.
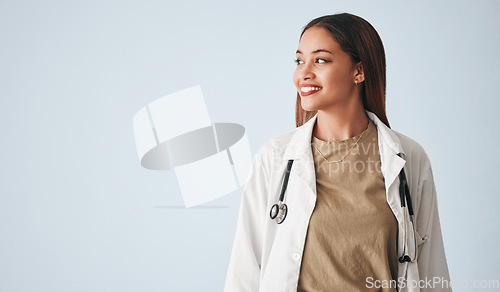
[269,160,294,225]
[269,158,418,263]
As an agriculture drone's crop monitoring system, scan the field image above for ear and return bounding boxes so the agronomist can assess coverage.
[354,62,365,83]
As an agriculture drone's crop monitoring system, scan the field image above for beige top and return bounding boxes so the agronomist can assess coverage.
[297,119,398,292]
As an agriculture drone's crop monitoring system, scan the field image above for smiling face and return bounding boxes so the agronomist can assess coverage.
[293,26,363,112]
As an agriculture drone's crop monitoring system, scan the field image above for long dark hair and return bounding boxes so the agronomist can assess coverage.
[295,13,390,128]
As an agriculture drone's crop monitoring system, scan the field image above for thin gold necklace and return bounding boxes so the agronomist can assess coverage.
[314,120,370,163]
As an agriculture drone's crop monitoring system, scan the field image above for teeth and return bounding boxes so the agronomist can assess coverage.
[301,87,322,93]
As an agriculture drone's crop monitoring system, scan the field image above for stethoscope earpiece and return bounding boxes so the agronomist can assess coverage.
[398,255,412,263]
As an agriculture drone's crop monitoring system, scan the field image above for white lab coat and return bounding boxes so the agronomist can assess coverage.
[224,110,451,292]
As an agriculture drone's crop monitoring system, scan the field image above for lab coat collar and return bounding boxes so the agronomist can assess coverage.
[281,109,407,220]
[282,109,406,161]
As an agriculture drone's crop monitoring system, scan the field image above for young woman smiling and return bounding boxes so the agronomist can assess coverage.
[225,13,451,292]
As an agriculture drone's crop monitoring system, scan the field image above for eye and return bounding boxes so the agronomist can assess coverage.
[316,58,330,64]
[294,59,304,65]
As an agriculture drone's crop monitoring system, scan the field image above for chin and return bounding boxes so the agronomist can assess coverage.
[300,99,320,112]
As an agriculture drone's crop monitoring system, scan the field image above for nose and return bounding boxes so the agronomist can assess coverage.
[297,62,315,81]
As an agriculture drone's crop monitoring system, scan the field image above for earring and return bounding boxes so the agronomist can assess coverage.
[355,80,358,85]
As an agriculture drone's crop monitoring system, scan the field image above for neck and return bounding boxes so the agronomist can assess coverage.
[312,104,369,142]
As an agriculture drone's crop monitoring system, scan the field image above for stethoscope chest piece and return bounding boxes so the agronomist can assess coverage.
[270,202,288,224]
[269,159,294,225]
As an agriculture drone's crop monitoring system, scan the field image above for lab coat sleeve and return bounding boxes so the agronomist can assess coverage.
[416,155,452,291]
[224,145,270,292]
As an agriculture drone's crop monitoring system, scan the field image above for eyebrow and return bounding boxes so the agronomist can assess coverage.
[296,49,334,55]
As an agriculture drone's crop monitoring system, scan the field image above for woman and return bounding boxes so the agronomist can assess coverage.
[225,13,451,292]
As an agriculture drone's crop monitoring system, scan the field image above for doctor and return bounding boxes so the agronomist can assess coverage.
[225,13,451,292]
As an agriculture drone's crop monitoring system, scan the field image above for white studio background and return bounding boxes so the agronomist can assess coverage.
[1,0,499,291]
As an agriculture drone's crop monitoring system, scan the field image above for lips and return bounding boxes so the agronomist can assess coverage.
[299,84,322,96]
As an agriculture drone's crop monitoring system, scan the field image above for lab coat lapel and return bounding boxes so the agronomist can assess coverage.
[366,111,414,284]
[281,114,318,210]
[366,110,407,223]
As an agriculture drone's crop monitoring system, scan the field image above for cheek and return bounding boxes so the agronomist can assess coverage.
[324,68,350,85]
[292,69,300,87]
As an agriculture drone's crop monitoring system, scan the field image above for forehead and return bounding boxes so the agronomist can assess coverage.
[298,26,341,52]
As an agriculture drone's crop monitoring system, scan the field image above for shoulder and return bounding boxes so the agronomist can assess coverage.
[242,127,297,189]
[255,127,297,162]
[391,129,436,211]
[392,129,433,172]
[390,130,440,223]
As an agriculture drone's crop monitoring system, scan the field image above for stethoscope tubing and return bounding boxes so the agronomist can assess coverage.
[269,158,418,262]
[278,160,294,202]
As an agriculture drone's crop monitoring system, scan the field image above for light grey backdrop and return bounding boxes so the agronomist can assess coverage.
[1,0,499,291]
